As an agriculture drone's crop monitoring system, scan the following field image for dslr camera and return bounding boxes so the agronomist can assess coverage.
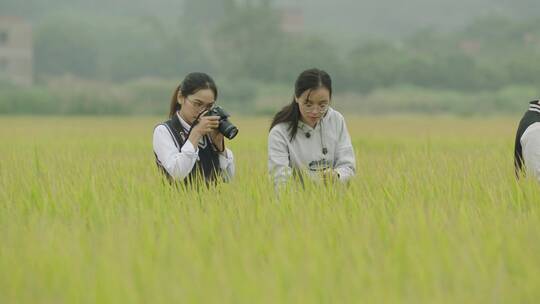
[204,105,239,139]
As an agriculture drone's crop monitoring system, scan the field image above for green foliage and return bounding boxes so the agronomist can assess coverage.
[1,78,538,116]
[1,116,539,303]
[0,78,162,115]
[4,2,540,115]
[30,8,540,94]
[335,85,540,116]
[0,85,57,114]
[211,4,284,81]
[217,77,259,112]
[34,15,99,78]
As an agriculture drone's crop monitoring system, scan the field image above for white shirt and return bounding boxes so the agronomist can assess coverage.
[268,107,356,189]
[521,122,540,182]
[153,112,235,182]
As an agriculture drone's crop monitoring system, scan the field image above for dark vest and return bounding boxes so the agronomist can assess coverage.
[154,114,221,186]
[514,100,540,178]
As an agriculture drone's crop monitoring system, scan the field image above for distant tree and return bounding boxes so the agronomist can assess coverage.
[210,3,284,81]
[34,15,99,79]
[344,41,407,92]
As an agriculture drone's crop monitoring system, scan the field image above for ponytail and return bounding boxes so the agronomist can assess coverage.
[168,85,181,118]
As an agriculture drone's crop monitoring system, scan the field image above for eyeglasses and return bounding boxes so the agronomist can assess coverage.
[186,96,214,112]
[301,102,329,114]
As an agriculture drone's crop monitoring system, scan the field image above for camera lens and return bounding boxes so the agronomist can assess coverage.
[219,120,238,139]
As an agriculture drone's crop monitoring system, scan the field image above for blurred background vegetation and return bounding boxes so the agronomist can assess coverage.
[0,0,539,115]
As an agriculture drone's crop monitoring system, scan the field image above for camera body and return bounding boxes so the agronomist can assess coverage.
[205,105,239,139]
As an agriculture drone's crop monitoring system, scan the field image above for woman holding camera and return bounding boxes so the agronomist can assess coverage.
[153,72,235,185]
[268,68,356,190]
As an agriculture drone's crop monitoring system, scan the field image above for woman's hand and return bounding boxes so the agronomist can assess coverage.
[192,115,220,136]
[188,114,220,147]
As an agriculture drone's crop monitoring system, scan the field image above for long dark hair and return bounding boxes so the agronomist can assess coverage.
[269,68,332,140]
[169,72,218,118]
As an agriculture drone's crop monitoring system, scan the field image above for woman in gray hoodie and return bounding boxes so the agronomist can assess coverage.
[268,68,356,190]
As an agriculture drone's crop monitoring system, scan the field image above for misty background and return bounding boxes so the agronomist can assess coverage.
[0,0,539,115]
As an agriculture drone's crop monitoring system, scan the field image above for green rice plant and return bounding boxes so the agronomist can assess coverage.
[0,115,538,303]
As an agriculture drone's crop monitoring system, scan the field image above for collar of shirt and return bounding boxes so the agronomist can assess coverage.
[176,111,192,132]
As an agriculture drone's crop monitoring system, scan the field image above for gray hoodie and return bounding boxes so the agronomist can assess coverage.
[268,107,356,188]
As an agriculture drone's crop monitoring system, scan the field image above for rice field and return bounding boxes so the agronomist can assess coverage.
[1,115,539,303]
